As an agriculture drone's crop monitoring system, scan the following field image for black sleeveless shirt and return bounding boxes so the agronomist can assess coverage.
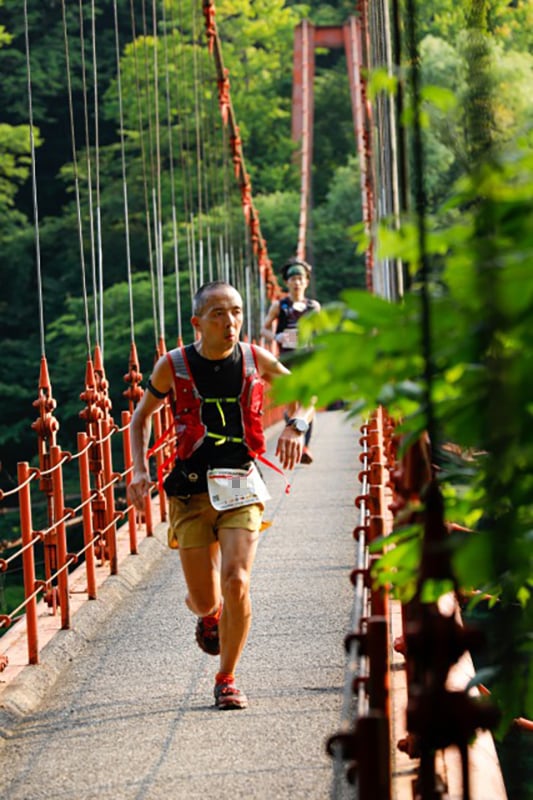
[277,296,319,332]
[277,296,320,355]
[164,343,251,496]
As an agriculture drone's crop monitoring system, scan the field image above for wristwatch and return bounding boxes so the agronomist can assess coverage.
[286,417,309,434]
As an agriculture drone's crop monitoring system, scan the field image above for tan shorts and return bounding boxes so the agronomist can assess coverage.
[167,493,264,549]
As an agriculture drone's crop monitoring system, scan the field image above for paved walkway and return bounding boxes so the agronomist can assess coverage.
[0,410,360,800]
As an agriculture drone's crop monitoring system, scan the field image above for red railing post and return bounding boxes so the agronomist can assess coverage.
[123,341,144,415]
[31,355,60,612]
[50,445,70,630]
[78,432,97,600]
[121,410,138,555]
[17,461,39,664]
[151,408,166,526]
[143,489,154,537]
[79,356,108,565]
[328,409,393,798]
[101,417,118,575]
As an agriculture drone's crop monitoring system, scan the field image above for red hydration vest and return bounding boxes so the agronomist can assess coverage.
[165,342,266,461]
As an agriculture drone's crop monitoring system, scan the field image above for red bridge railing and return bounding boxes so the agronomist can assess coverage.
[327,408,516,800]
[0,349,283,672]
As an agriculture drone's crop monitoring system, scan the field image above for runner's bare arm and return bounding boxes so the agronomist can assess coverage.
[254,345,290,381]
[254,346,315,470]
[128,356,173,511]
[260,300,281,343]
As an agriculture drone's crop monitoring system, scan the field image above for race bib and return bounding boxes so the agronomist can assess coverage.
[207,463,271,511]
[280,328,298,349]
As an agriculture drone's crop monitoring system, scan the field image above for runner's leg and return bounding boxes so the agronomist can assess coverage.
[217,527,259,675]
[179,541,221,616]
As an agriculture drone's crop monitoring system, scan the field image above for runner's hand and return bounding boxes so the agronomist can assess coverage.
[128,471,154,511]
[275,427,303,471]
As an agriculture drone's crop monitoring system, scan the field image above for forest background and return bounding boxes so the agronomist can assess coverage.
[0,0,531,478]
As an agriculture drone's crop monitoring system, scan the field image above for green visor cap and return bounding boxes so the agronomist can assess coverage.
[286,264,308,278]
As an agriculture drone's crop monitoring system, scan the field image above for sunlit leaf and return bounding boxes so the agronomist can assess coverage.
[420,579,455,603]
[421,84,458,112]
[367,67,398,100]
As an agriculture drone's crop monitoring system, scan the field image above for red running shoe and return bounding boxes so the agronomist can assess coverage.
[214,680,248,710]
[195,606,221,655]
[300,446,314,464]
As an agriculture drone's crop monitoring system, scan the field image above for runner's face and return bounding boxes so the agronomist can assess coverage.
[287,274,308,298]
[193,286,243,351]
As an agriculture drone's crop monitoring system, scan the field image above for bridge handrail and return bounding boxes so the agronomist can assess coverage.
[0,410,161,669]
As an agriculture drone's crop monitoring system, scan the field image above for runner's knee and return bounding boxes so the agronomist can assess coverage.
[186,589,219,617]
[221,568,250,605]
[195,598,219,616]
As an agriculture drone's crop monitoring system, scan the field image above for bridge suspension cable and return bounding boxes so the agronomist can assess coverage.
[368,0,404,300]
[112,0,135,346]
[90,0,105,354]
[77,0,101,350]
[149,0,165,346]
[161,0,183,343]
[22,0,45,358]
[61,0,92,357]
[129,0,157,346]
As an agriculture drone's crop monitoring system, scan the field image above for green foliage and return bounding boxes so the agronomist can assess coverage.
[416,0,533,51]
[486,0,533,52]
[214,0,302,193]
[273,288,424,415]
[0,115,36,333]
[271,2,533,734]
[417,26,533,209]
[0,123,36,208]
[273,131,533,735]
[0,2,12,49]
[310,157,366,299]
[275,142,533,732]
[255,190,301,268]
[34,273,193,457]
[369,523,424,603]
[256,158,366,299]
[0,339,40,448]
[416,0,467,40]
[311,59,355,203]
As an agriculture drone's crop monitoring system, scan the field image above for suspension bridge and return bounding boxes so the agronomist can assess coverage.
[0,1,529,798]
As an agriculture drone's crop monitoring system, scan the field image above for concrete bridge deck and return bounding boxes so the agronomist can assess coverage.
[0,410,360,800]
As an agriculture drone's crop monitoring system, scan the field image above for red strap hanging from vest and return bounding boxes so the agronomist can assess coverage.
[251,451,291,494]
[147,422,177,492]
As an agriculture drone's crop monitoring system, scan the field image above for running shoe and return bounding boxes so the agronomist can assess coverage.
[214,680,248,710]
[300,446,314,464]
[195,608,221,655]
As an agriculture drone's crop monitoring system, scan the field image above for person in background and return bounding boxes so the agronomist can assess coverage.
[128,280,313,711]
[261,257,320,464]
